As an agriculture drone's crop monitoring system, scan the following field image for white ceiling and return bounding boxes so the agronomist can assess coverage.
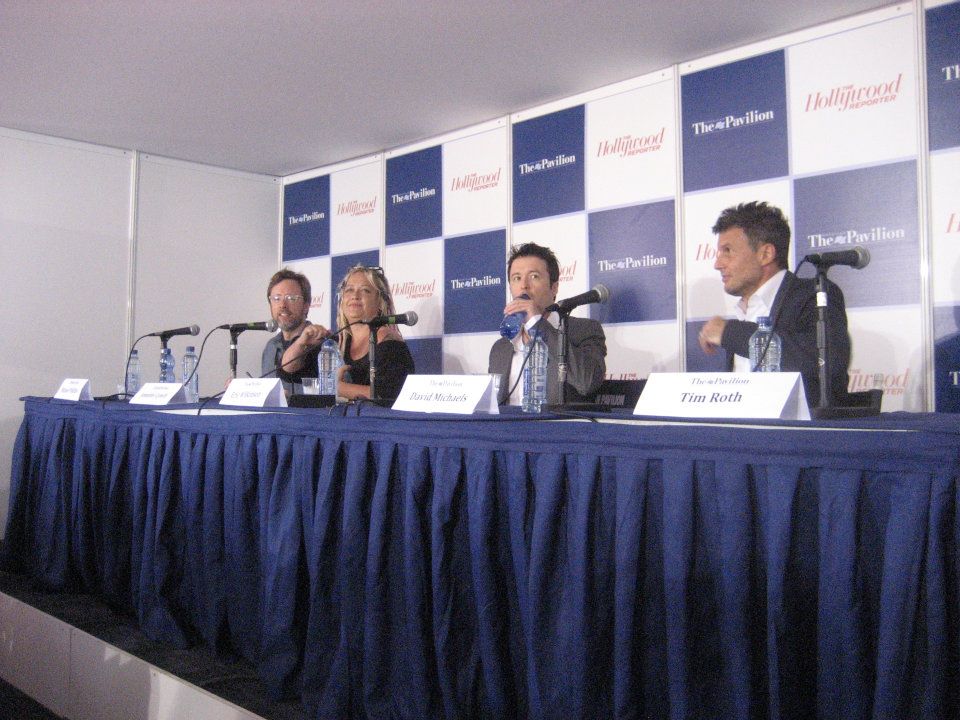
[0,1,892,177]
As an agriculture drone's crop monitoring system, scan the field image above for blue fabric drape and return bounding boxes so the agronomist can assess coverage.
[4,397,960,719]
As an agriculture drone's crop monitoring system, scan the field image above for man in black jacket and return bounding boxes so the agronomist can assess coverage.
[488,243,606,405]
[698,201,851,405]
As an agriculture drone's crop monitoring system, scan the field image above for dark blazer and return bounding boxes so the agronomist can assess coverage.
[720,271,851,405]
[488,315,606,405]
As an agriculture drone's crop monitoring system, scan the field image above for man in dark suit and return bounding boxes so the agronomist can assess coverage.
[698,201,851,406]
[488,243,606,406]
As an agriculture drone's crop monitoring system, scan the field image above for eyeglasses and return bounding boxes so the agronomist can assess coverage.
[338,265,385,292]
[269,294,304,304]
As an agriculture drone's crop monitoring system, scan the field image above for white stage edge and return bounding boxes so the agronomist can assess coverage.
[0,591,266,720]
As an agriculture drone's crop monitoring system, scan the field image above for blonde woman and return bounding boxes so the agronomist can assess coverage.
[279,265,414,400]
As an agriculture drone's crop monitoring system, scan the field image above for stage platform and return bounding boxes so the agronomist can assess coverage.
[0,569,306,720]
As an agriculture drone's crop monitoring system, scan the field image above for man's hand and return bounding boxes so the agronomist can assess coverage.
[503,296,546,322]
[698,316,726,355]
[297,324,330,348]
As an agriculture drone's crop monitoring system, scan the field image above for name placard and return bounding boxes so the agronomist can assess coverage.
[221,378,287,408]
[634,372,810,421]
[54,378,93,401]
[393,375,498,414]
[130,382,188,406]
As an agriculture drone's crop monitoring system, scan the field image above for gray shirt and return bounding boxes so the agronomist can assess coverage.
[261,323,310,395]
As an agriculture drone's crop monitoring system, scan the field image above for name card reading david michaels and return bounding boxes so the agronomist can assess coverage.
[634,372,810,420]
[393,375,498,414]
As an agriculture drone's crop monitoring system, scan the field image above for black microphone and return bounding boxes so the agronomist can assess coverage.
[148,324,200,338]
[546,284,611,313]
[802,246,870,270]
[218,320,278,333]
[367,311,418,328]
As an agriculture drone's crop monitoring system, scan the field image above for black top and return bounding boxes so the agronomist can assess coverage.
[278,334,415,400]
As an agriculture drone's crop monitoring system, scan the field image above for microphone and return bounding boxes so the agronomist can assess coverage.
[546,284,610,313]
[218,320,278,333]
[148,324,200,338]
[367,311,418,328]
[802,246,870,270]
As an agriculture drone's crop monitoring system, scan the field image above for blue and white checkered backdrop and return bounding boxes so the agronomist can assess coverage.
[281,1,960,413]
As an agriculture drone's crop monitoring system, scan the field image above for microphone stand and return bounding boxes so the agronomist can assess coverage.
[368,326,378,401]
[814,267,831,412]
[229,329,241,379]
[808,266,876,419]
[555,309,570,406]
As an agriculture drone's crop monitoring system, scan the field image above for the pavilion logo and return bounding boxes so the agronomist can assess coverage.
[391,187,437,205]
[690,109,774,136]
[596,255,667,271]
[805,225,905,249]
[804,73,903,113]
[517,154,577,175]
[310,292,325,309]
[287,211,325,226]
[449,275,502,290]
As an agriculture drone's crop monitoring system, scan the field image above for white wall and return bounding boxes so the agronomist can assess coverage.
[134,156,280,395]
[0,129,280,538]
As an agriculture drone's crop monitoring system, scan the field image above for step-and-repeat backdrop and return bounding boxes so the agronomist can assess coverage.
[280,1,960,412]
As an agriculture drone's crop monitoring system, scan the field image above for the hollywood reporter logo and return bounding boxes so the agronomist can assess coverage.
[449,169,501,193]
[596,128,666,158]
[805,73,904,113]
[947,212,960,234]
[392,278,437,301]
[336,198,377,217]
[848,367,910,397]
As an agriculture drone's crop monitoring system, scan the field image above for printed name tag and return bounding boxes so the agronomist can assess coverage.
[221,378,287,407]
[54,378,93,401]
[634,372,810,420]
[130,382,188,405]
[393,375,498,414]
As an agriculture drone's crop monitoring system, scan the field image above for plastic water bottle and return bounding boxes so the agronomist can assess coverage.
[182,345,199,402]
[159,347,177,383]
[499,293,530,340]
[125,349,142,396]
[749,316,782,372]
[521,330,549,413]
[317,338,343,396]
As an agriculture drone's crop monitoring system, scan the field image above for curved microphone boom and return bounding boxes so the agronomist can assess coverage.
[802,246,870,270]
[547,284,611,313]
[149,324,200,339]
[368,311,418,328]
[219,320,278,333]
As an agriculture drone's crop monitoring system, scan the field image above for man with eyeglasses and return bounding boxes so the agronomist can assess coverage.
[262,268,328,393]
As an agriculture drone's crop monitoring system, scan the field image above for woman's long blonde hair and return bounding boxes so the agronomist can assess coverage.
[335,265,397,349]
